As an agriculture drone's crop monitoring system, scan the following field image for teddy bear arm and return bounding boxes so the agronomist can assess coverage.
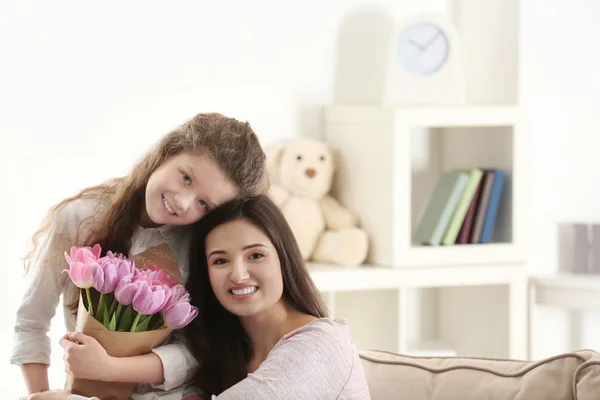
[319,195,358,230]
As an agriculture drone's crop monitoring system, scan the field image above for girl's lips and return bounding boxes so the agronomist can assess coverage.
[162,194,177,216]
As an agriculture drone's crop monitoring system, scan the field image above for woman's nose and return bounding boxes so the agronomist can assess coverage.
[230,261,250,283]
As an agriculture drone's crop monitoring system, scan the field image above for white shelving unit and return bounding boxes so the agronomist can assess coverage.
[529,273,600,354]
[311,105,529,360]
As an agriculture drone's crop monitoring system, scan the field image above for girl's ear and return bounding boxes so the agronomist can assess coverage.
[265,141,287,183]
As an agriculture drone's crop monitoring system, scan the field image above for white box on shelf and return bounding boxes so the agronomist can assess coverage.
[324,105,528,268]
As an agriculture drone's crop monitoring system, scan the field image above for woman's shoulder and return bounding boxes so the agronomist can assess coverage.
[285,316,351,338]
[264,317,364,394]
[279,317,355,359]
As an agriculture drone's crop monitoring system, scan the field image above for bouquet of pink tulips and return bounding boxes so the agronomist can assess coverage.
[62,243,197,400]
[63,244,197,332]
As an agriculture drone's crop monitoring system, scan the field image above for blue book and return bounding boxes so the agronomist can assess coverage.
[480,169,505,243]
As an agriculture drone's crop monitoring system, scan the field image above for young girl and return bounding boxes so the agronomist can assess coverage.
[13,113,267,400]
[183,194,371,399]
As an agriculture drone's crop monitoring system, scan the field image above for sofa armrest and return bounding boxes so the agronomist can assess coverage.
[574,353,600,400]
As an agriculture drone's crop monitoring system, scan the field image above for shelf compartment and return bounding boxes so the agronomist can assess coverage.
[325,105,528,267]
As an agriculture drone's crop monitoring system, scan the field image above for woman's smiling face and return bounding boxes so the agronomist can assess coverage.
[205,217,284,318]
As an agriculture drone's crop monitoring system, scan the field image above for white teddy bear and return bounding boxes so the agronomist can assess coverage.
[266,138,368,266]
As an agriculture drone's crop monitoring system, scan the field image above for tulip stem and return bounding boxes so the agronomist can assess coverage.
[108,297,118,316]
[130,312,142,332]
[114,303,123,323]
[85,288,94,318]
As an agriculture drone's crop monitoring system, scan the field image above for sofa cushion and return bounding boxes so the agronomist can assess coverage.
[359,349,598,400]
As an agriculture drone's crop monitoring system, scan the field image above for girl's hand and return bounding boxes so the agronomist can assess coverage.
[19,390,72,400]
[59,332,115,381]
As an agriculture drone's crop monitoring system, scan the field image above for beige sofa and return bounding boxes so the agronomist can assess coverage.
[359,349,600,399]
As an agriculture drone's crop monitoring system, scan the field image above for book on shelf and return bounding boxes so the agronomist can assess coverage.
[479,169,506,243]
[470,171,496,243]
[413,168,506,246]
[457,175,484,244]
[441,168,484,245]
[412,171,469,246]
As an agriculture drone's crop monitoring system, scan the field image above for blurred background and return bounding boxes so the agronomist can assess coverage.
[2,0,600,397]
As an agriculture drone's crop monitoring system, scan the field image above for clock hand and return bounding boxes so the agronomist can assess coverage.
[422,31,441,50]
[408,38,424,51]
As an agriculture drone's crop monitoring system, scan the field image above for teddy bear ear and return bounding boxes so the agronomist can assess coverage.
[265,141,287,181]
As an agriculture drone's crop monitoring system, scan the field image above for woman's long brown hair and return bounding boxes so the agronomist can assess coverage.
[185,195,328,396]
[24,112,267,310]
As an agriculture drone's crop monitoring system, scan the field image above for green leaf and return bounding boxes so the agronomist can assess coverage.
[149,315,164,331]
[130,312,142,332]
[118,305,135,332]
[97,293,106,321]
[108,312,117,331]
[134,314,153,332]
[102,304,110,328]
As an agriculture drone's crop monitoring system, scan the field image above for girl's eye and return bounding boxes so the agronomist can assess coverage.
[249,253,264,260]
[213,258,228,265]
[199,200,207,209]
[182,173,192,186]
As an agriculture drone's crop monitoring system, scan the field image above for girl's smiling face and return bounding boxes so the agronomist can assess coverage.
[142,152,237,227]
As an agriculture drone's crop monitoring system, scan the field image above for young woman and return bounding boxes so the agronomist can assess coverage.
[14,112,267,400]
[184,195,370,399]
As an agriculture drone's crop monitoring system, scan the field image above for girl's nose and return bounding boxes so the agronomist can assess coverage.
[174,193,195,212]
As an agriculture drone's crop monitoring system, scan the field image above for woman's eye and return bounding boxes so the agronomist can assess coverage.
[199,200,207,209]
[182,173,191,185]
[249,253,264,260]
[213,258,228,265]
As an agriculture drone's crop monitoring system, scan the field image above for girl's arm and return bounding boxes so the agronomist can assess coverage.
[13,199,101,394]
[61,329,199,389]
[21,363,50,394]
[60,332,164,384]
[13,213,75,394]
[108,353,165,384]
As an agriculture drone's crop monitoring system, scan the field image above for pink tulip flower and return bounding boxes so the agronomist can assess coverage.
[62,258,99,289]
[64,244,101,265]
[165,284,190,307]
[62,244,103,318]
[95,252,138,294]
[132,279,171,315]
[139,265,179,288]
[93,258,120,293]
[114,275,139,306]
[163,301,198,329]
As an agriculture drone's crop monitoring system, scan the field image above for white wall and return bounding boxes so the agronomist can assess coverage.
[520,0,600,358]
[0,0,434,397]
[3,0,600,397]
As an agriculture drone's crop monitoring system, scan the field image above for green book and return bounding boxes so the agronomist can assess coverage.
[442,168,484,245]
[413,171,469,246]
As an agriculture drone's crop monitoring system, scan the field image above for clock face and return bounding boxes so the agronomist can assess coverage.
[397,22,450,76]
